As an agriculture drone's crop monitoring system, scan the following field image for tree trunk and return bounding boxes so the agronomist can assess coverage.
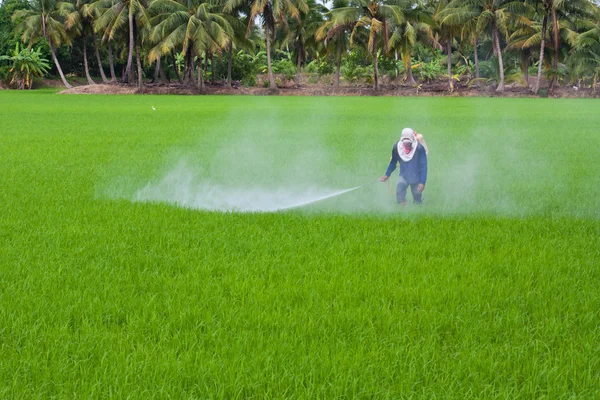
[211,52,214,84]
[394,50,399,78]
[493,23,505,92]
[135,43,143,87]
[266,26,276,89]
[372,48,378,91]
[91,32,108,83]
[446,40,453,92]
[295,41,302,87]
[227,42,232,87]
[82,36,96,85]
[203,51,208,77]
[474,36,480,79]
[197,63,204,90]
[50,44,72,89]
[108,41,116,81]
[171,50,182,83]
[522,50,529,88]
[159,57,167,82]
[403,50,416,85]
[124,11,134,83]
[550,5,559,89]
[183,46,195,84]
[334,49,341,88]
[183,52,190,84]
[533,14,548,93]
[153,57,160,83]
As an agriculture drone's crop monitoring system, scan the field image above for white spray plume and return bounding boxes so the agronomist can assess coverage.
[134,164,365,212]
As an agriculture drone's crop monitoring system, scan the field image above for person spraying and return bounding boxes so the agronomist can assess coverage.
[380,128,428,205]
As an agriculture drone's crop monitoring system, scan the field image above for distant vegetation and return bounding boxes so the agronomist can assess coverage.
[0,0,599,92]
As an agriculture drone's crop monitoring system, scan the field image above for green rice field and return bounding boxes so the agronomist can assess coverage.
[1,90,599,398]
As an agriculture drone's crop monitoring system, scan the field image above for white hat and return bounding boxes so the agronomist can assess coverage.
[401,128,414,139]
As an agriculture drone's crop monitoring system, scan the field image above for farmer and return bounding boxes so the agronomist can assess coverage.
[380,128,428,205]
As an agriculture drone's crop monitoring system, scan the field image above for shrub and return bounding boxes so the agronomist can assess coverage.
[0,43,51,89]
[272,59,295,81]
[417,59,442,83]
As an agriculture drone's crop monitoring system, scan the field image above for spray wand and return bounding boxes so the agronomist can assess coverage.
[277,180,381,211]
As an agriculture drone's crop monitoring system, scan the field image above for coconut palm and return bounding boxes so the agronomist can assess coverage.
[438,0,531,92]
[148,0,232,87]
[327,0,404,90]
[12,0,74,88]
[432,0,462,92]
[224,0,307,90]
[315,0,351,87]
[507,16,539,87]
[93,0,149,83]
[388,4,436,86]
[218,2,255,87]
[280,0,326,86]
[64,0,104,84]
[570,9,600,89]
[546,0,596,88]
[436,0,481,79]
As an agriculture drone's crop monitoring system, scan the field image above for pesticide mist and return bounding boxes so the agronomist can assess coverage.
[134,163,367,212]
[100,97,599,218]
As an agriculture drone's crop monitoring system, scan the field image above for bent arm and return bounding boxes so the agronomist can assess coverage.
[384,146,399,177]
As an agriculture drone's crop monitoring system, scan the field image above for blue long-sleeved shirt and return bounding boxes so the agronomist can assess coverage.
[385,142,428,185]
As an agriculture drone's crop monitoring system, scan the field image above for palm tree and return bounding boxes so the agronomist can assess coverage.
[531,0,551,93]
[82,0,110,82]
[315,0,351,88]
[570,7,600,89]
[389,4,436,86]
[224,0,307,90]
[281,0,326,86]
[507,16,539,88]
[432,0,461,92]
[12,0,74,88]
[547,0,596,88]
[93,0,149,83]
[218,2,255,88]
[148,0,232,87]
[64,0,105,84]
[438,0,530,93]
[88,0,120,80]
[437,0,481,80]
[328,0,404,90]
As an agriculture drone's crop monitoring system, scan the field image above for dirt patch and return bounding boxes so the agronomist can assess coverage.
[57,80,599,98]
[59,83,139,94]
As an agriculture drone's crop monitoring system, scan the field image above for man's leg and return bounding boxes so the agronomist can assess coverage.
[410,183,422,204]
[396,177,409,204]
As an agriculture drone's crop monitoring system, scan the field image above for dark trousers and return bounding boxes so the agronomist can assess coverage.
[396,176,422,204]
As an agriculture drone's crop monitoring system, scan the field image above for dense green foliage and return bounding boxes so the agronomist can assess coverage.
[1,91,599,397]
[0,42,50,88]
[0,0,27,79]
[1,0,599,91]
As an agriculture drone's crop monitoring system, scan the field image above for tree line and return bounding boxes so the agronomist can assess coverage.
[0,0,599,92]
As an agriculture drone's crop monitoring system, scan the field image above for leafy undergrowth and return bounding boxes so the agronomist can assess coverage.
[1,91,599,398]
